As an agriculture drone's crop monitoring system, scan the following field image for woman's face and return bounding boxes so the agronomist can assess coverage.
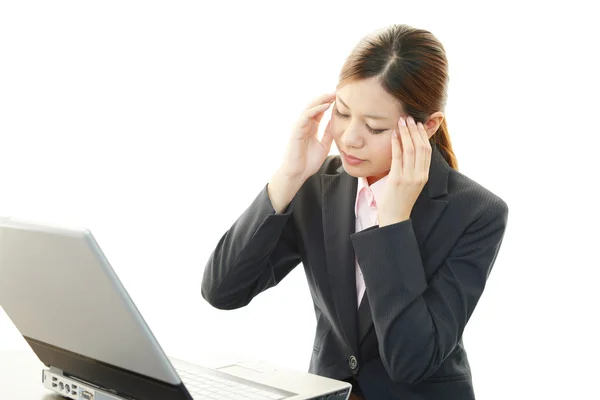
[331,77,406,185]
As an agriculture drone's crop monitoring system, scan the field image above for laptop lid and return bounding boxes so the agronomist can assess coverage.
[0,217,193,400]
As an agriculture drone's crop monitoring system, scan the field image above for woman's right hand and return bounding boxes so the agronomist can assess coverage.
[278,92,336,183]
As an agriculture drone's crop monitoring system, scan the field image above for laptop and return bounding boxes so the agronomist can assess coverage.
[0,217,352,400]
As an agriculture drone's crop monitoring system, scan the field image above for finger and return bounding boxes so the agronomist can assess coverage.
[407,116,423,178]
[314,101,332,123]
[297,103,332,129]
[307,92,336,109]
[390,126,403,177]
[417,121,429,145]
[417,122,432,178]
[398,116,415,174]
[320,119,334,150]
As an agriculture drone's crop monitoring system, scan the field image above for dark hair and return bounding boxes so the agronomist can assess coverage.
[336,24,458,170]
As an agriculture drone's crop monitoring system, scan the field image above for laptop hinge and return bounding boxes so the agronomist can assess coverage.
[49,366,63,375]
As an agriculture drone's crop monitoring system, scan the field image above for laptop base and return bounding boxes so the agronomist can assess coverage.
[43,368,129,400]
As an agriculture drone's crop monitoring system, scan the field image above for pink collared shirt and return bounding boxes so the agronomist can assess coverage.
[354,174,388,307]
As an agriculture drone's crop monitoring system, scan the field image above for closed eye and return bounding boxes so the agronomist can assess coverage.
[334,108,387,135]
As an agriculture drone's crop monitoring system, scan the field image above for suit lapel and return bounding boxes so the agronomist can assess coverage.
[321,146,451,348]
[321,164,359,354]
[410,145,451,248]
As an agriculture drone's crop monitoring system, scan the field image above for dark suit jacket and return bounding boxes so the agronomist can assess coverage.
[201,145,509,399]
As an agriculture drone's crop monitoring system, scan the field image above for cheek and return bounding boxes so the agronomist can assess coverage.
[379,137,393,158]
[371,138,393,167]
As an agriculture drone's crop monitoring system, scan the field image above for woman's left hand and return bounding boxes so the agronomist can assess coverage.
[377,116,432,227]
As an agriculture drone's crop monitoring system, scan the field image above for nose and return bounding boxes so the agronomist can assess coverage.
[341,125,363,148]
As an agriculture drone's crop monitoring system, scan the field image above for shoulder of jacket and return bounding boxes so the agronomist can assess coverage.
[448,169,508,218]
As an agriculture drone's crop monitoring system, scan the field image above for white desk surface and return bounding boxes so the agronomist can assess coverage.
[0,348,64,399]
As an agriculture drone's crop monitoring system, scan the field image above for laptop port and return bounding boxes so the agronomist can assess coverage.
[82,390,94,400]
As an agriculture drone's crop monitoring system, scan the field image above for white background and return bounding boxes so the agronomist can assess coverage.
[1,1,599,399]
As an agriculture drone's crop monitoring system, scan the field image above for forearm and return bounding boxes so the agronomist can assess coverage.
[201,184,301,309]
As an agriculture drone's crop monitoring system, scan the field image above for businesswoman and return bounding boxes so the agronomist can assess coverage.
[201,24,508,400]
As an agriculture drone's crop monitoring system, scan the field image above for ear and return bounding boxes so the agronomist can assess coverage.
[424,112,444,139]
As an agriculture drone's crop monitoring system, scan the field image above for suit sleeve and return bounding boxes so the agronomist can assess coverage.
[201,183,301,310]
[350,199,509,384]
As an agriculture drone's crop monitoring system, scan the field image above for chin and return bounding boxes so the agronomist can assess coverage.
[341,165,370,178]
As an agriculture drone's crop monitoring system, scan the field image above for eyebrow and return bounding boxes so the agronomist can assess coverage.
[336,96,389,121]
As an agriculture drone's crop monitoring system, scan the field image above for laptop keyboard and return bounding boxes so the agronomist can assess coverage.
[175,365,287,400]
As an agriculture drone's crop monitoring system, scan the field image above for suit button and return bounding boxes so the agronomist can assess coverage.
[348,355,358,370]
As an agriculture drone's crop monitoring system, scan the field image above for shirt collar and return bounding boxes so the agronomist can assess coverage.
[354,174,389,215]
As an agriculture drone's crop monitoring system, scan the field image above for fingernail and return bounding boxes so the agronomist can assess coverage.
[408,116,414,124]
[399,117,406,126]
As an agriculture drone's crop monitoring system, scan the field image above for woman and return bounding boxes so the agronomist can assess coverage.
[201,24,508,399]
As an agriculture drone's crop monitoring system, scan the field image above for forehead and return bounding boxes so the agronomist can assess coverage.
[336,77,403,117]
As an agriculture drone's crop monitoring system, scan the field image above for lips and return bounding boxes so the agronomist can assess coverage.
[342,151,364,162]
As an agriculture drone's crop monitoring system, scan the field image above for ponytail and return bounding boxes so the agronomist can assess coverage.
[432,118,458,170]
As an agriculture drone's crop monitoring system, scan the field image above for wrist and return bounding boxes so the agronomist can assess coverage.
[268,171,305,214]
[271,170,304,193]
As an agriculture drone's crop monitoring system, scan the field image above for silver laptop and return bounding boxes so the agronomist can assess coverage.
[0,217,352,400]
